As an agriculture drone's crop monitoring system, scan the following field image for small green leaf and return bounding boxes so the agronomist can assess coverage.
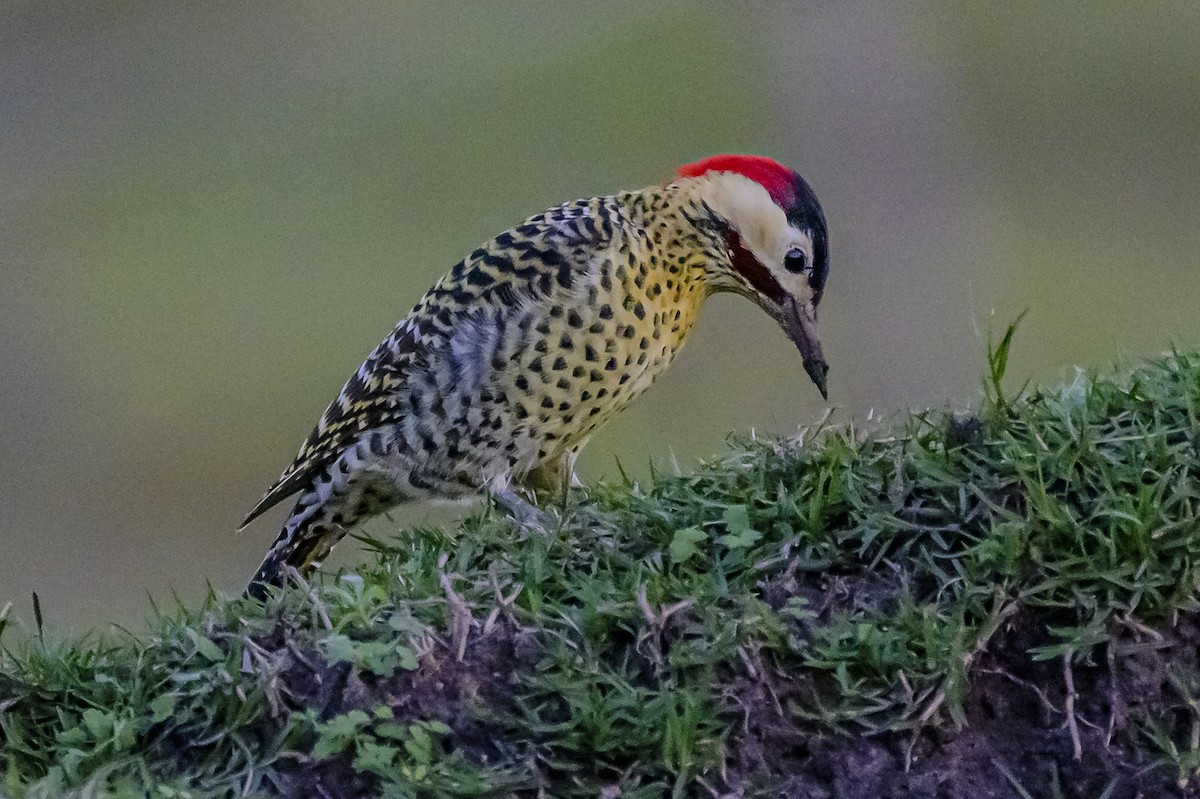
[670,527,707,563]
[424,720,451,735]
[354,640,400,676]
[375,721,409,740]
[149,693,177,724]
[112,717,136,751]
[61,750,84,781]
[722,504,752,534]
[40,766,67,793]
[405,725,434,764]
[312,710,371,759]
[395,644,419,671]
[719,505,760,548]
[187,630,225,663]
[323,634,357,665]
[312,734,347,760]
[719,528,762,549]
[388,610,425,636]
[353,739,398,775]
[56,726,87,746]
[82,708,114,740]
[328,710,371,733]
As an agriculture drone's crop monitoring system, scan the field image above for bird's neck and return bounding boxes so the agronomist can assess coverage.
[616,185,730,338]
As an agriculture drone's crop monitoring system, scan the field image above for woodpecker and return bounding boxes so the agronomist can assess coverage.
[242,154,830,596]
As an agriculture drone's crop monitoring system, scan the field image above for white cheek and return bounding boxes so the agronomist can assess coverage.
[746,216,793,264]
[740,223,793,281]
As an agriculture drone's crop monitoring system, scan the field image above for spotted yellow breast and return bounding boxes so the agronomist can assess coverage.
[502,214,710,471]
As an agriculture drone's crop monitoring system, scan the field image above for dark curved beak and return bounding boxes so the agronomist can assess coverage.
[781,298,829,400]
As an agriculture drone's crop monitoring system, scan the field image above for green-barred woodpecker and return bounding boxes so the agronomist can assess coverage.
[242,155,830,596]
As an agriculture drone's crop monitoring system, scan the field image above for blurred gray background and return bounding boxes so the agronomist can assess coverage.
[3,1,1199,630]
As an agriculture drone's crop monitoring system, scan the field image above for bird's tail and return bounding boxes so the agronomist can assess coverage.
[245,488,347,600]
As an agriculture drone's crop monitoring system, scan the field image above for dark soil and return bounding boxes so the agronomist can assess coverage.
[266,623,539,799]
[251,606,1200,798]
[725,611,1200,799]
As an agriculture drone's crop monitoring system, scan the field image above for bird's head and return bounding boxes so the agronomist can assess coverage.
[677,154,831,399]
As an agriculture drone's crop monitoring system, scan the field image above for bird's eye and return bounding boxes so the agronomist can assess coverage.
[784,249,808,274]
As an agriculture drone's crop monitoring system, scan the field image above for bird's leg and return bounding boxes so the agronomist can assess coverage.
[491,487,554,535]
[521,448,581,510]
[493,449,583,533]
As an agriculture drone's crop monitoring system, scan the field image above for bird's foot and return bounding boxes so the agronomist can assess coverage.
[492,489,554,536]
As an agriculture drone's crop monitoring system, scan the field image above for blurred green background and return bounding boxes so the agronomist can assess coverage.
[3,2,1199,630]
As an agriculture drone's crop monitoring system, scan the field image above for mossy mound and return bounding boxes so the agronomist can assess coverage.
[5,345,1200,798]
